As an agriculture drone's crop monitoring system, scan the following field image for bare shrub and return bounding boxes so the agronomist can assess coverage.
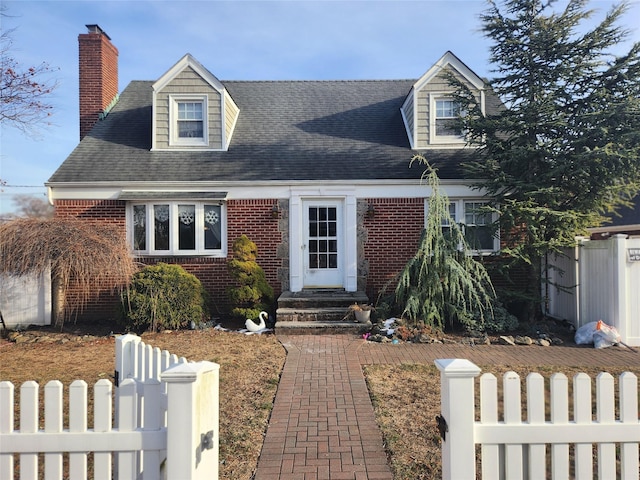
[0,218,138,327]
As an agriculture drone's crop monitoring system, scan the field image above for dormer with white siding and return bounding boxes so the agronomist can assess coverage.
[151,54,239,151]
[402,51,485,149]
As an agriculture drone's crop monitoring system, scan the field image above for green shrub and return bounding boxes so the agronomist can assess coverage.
[120,263,208,332]
[458,301,519,334]
[227,235,274,321]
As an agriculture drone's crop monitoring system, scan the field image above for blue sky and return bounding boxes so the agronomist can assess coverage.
[1,0,639,215]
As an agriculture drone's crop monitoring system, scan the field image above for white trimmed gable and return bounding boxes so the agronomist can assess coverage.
[151,54,239,151]
[402,51,485,149]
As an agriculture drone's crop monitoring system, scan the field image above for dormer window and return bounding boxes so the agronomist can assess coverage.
[431,95,464,143]
[178,102,203,138]
[435,99,462,137]
[170,95,208,146]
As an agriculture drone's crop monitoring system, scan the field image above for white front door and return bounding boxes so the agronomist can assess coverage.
[302,199,344,288]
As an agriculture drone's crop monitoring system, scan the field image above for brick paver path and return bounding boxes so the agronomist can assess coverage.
[254,335,392,480]
[253,334,639,479]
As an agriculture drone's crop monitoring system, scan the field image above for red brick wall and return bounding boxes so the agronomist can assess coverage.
[55,199,125,224]
[54,200,126,320]
[226,199,284,296]
[79,27,119,140]
[53,199,284,322]
[362,198,425,301]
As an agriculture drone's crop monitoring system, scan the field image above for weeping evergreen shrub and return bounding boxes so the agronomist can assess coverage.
[395,156,496,330]
[120,263,208,332]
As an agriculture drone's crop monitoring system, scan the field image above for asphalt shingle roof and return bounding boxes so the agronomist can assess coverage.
[48,79,480,184]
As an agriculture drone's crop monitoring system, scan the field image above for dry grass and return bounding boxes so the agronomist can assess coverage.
[0,328,286,479]
[364,363,640,480]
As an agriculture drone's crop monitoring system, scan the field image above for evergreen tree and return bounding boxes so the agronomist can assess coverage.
[227,235,274,321]
[452,0,640,316]
[395,156,495,330]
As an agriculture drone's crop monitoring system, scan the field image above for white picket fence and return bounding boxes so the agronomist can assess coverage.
[437,358,640,480]
[0,334,219,480]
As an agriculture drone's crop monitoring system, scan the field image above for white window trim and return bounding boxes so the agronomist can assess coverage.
[424,199,499,254]
[127,201,227,257]
[429,93,466,145]
[169,94,209,147]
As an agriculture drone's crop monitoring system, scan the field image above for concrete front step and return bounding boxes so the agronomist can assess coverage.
[275,290,372,334]
[275,289,371,335]
[277,290,369,309]
[275,307,350,323]
[275,321,372,335]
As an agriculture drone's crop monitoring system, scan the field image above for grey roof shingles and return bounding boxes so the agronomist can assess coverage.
[48,79,478,184]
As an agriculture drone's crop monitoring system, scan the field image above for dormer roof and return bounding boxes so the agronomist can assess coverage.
[413,51,485,92]
[153,53,225,93]
[401,51,487,150]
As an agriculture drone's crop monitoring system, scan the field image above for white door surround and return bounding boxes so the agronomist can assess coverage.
[289,189,357,292]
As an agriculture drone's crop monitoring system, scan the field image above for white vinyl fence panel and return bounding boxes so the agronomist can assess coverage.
[0,269,51,328]
[546,235,640,346]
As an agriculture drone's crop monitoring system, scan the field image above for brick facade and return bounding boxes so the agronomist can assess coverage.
[54,199,285,321]
[361,198,425,301]
[54,197,532,322]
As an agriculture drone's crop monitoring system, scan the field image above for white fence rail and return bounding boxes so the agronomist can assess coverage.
[0,334,219,480]
[546,234,640,346]
[437,358,640,480]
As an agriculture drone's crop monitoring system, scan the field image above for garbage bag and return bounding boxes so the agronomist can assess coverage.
[574,321,598,345]
[593,320,621,349]
[574,320,620,348]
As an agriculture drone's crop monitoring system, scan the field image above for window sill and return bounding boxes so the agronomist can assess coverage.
[133,252,226,258]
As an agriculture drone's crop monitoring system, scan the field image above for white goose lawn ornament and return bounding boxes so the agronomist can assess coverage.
[245,311,268,332]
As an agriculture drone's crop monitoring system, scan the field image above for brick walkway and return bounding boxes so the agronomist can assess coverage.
[253,334,639,479]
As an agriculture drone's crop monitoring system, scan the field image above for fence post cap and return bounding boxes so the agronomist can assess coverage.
[116,333,141,342]
[435,358,481,377]
[161,360,220,383]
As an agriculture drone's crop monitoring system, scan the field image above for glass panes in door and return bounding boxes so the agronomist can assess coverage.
[308,206,338,269]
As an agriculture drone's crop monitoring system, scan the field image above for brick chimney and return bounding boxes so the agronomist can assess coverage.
[78,24,118,140]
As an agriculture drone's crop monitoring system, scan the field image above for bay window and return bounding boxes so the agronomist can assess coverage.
[130,201,224,256]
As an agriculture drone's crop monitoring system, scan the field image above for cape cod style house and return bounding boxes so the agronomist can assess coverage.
[47,25,501,330]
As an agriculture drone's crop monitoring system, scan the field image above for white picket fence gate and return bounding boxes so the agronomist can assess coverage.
[0,334,219,480]
[437,358,640,479]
